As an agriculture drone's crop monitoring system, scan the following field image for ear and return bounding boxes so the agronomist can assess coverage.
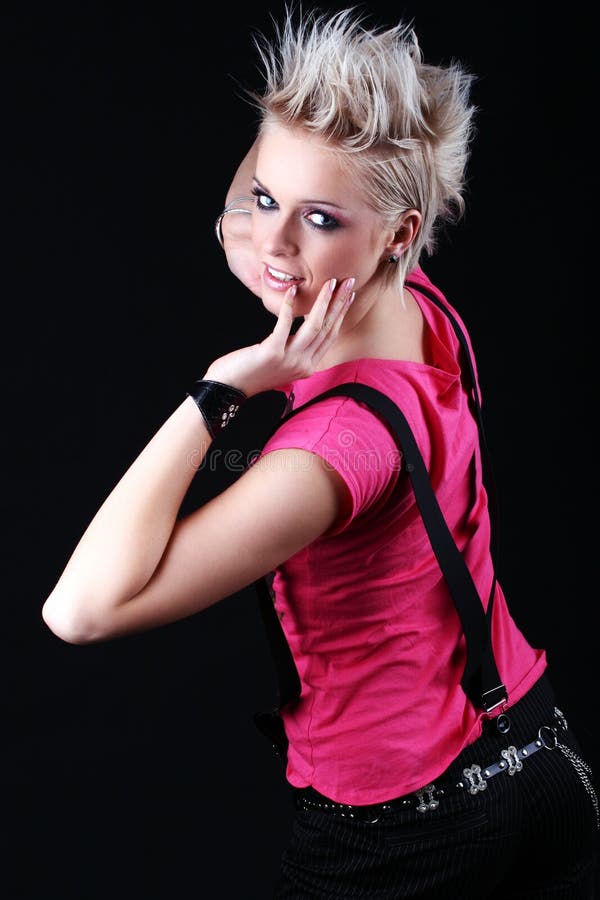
[383,209,422,262]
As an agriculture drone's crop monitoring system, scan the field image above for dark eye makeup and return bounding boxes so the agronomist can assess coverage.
[250,186,341,232]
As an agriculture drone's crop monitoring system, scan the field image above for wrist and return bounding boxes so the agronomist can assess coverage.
[186,379,248,439]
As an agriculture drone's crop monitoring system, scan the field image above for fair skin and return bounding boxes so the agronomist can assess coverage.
[218,126,426,384]
[41,123,422,645]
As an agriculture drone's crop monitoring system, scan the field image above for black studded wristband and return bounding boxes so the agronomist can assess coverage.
[186,379,248,439]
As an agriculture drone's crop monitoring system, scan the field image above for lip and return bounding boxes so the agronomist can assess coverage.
[262,263,305,292]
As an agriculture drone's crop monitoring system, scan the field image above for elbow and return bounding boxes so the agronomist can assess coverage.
[41,592,101,645]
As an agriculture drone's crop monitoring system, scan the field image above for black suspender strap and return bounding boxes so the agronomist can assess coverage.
[405,281,501,585]
[253,282,507,758]
[253,575,301,759]
[255,572,302,709]
[405,281,505,714]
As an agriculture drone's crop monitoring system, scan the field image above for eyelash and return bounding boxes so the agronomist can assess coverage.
[250,186,341,232]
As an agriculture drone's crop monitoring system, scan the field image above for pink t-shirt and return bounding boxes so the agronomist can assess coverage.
[255,266,547,805]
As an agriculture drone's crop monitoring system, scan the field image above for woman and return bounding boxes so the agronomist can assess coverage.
[42,7,598,897]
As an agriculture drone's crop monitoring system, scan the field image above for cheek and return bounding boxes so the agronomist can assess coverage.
[308,237,355,277]
[315,240,372,287]
[349,235,386,282]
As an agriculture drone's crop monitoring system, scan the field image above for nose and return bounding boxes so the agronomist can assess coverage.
[262,214,299,258]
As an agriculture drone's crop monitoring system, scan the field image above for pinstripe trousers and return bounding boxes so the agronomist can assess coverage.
[273,675,599,898]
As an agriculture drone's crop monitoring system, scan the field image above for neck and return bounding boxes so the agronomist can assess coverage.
[315,278,413,371]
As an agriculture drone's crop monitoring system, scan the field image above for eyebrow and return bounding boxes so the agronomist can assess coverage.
[252,176,347,210]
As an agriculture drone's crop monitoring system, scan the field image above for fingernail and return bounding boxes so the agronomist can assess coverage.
[346,277,356,295]
[329,278,337,294]
[347,291,356,305]
[287,284,297,300]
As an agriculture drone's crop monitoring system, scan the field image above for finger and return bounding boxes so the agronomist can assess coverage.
[312,289,355,362]
[294,278,338,349]
[270,284,297,349]
[305,277,356,351]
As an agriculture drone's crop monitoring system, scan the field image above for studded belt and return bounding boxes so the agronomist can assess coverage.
[294,707,571,824]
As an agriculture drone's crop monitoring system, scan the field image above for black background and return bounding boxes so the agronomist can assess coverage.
[3,2,598,897]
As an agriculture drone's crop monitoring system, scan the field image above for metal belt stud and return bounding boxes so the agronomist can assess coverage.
[501,745,523,775]
[415,783,439,813]
[462,764,487,794]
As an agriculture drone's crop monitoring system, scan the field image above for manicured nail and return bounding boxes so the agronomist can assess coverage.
[345,277,356,295]
[329,278,337,294]
[347,291,356,305]
[287,284,297,302]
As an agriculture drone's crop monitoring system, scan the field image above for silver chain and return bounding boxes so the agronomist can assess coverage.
[556,740,600,829]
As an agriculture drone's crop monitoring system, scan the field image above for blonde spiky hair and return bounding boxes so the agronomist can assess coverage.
[246,5,477,279]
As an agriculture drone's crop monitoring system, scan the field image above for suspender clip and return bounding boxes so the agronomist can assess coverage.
[481,684,508,714]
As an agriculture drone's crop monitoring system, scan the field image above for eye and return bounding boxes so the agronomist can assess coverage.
[305,210,340,231]
[251,187,277,210]
[250,186,341,232]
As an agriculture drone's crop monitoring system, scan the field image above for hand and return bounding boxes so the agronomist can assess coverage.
[202,276,356,398]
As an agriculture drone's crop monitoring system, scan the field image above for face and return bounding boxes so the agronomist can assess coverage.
[252,124,394,317]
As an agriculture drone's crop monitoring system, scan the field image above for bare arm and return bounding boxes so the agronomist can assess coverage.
[42,274,356,644]
[42,396,212,643]
[48,446,351,644]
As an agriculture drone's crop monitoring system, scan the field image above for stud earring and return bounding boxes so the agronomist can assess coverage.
[388,254,399,263]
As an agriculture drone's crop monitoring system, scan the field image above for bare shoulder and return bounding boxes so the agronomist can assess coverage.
[78,447,351,642]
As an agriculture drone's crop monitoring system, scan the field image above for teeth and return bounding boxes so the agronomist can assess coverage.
[268,266,297,282]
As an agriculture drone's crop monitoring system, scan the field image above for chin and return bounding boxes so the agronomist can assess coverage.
[260,290,281,317]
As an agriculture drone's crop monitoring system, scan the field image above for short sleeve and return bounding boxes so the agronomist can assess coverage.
[255,395,402,535]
